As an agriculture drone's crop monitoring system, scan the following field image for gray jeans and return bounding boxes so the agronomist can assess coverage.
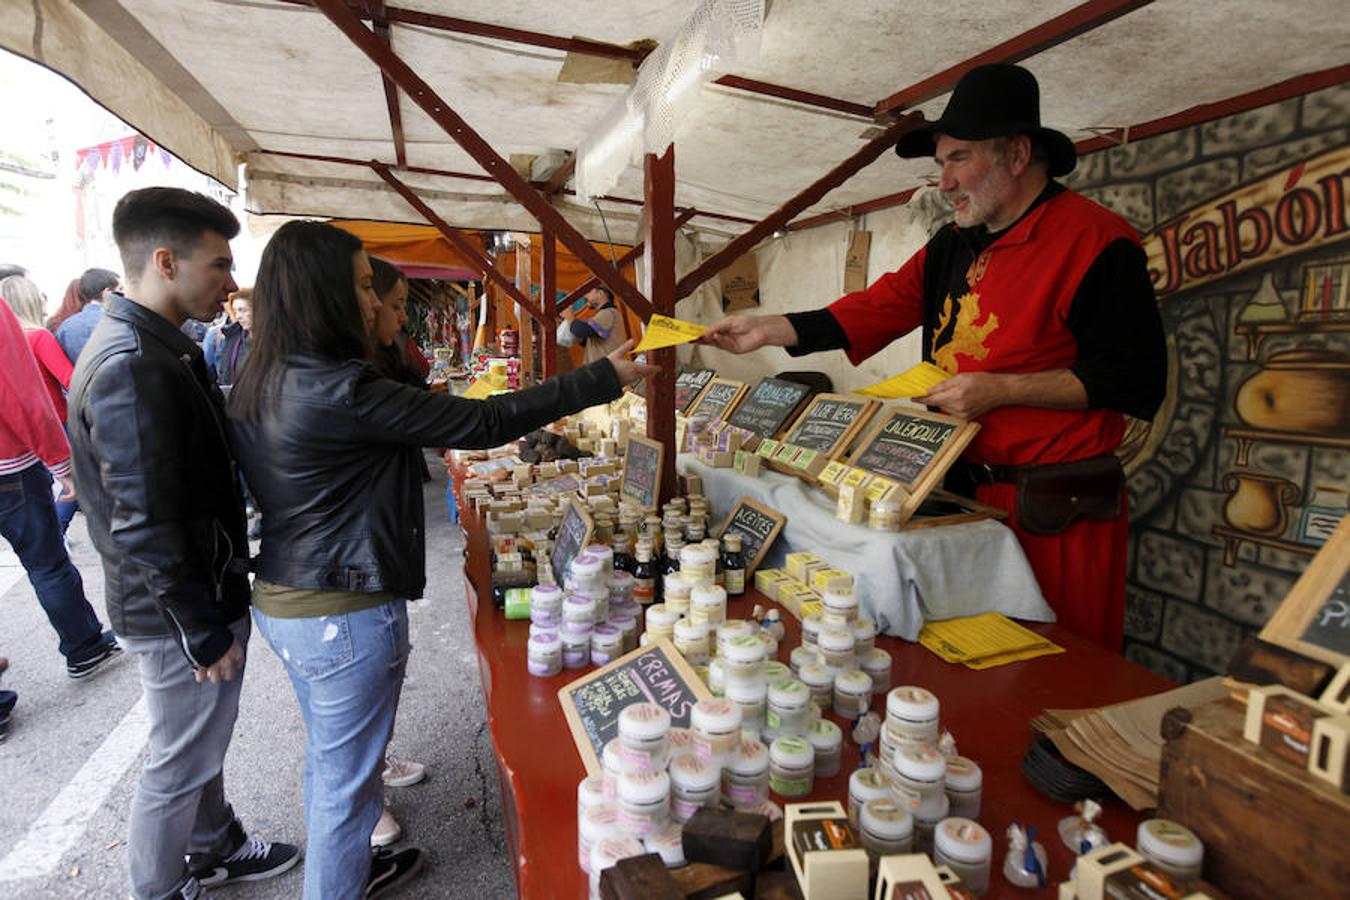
[121,616,250,900]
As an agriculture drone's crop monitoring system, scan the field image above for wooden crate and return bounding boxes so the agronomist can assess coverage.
[1158,698,1350,899]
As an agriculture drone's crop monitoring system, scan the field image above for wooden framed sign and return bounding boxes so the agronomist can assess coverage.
[558,638,713,776]
[771,393,879,475]
[726,377,814,440]
[686,376,746,421]
[1260,516,1350,667]
[620,434,665,511]
[550,497,594,582]
[714,496,786,576]
[846,406,979,525]
[675,368,716,414]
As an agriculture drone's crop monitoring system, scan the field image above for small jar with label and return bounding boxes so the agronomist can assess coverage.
[608,571,635,607]
[706,656,725,696]
[673,618,711,665]
[560,621,592,669]
[528,620,559,640]
[913,793,949,856]
[577,775,607,825]
[822,588,859,621]
[721,738,770,810]
[601,738,626,797]
[644,604,681,643]
[833,668,874,719]
[868,498,902,532]
[798,662,834,710]
[850,618,877,655]
[722,634,767,689]
[769,735,815,798]
[885,686,940,747]
[721,533,746,595]
[1136,819,1204,882]
[859,647,893,695]
[766,679,813,739]
[690,584,728,627]
[801,611,825,646]
[715,619,754,657]
[818,627,857,673]
[618,702,671,773]
[893,747,947,818]
[848,766,892,827]
[726,679,768,737]
[617,769,670,838]
[527,631,563,677]
[944,756,983,820]
[763,660,791,684]
[663,572,693,615]
[789,644,820,676]
[667,726,694,761]
[584,543,615,578]
[668,753,721,823]
[933,817,992,895]
[591,624,624,666]
[588,834,645,898]
[680,543,717,587]
[860,798,914,857]
[578,803,621,873]
[609,615,638,653]
[531,583,564,622]
[563,594,598,626]
[691,698,743,766]
[643,820,686,868]
[570,552,606,592]
[806,718,843,777]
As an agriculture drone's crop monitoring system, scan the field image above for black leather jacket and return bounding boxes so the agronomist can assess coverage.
[67,295,250,668]
[227,355,621,600]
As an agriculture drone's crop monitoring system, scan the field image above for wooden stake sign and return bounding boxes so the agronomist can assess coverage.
[687,377,747,422]
[620,434,665,512]
[714,496,786,576]
[1261,516,1350,668]
[550,497,594,582]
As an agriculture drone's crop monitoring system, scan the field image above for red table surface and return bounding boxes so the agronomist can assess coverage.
[451,470,1174,899]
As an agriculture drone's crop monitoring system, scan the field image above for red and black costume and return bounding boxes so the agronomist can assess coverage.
[788,184,1166,650]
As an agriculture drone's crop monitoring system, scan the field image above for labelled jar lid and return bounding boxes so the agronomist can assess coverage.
[790,645,821,669]
[887,686,940,723]
[763,661,791,683]
[861,799,914,840]
[674,619,710,642]
[819,627,856,653]
[822,589,858,613]
[664,572,694,599]
[802,611,825,638]
[560,620,594,639]
[724,634,768,663]
[646,604,682,627]
[944,756,983,791]
[798,662,833,688]
[579,802,622,839]
[726,738,769,775]
[608,571,635,591]
[668,727,694,755]
[669,753,721,791]
[1137,819,1204,868]
[618,768,671,805]
[577,775,606,811]
[850,766,891,798]
[680,545,715,565]
[860,647,892,673]
[691,584,728,608]
[643,820,686,866]
[563,594,597,616]
[531,583,563,604]
[619,702,672,741]
[835,669,873,695]
[895,746,947,782]
[725,679,768,704]
[851,618,877,642]
[570,553,602,576]
[528,632,561,653]
[590,834,645,873]
[769,678,811,708]
[609,615,638,634]
[602,739,625,774]
[692,698,743,734]
[807,718,843,750]
[934,818,992,863]
[770,735,814,768]
[592,623,622,643]
[716,619,754,642]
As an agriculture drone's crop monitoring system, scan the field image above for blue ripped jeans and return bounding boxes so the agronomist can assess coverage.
[253,600,409,900]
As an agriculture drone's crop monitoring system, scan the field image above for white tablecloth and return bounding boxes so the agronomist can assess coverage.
[679,456,1053,641]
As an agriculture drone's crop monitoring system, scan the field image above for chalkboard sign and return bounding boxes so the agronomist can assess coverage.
[1261,517,1350,667]
[847,406,979,528]
[687,377,746,421]
[675,368,716,413]
[620,434,665,511]
[550,497,595,582]
[779,393,880,458]
[726,377,814,439]
[558,638,713,776]
[714,496,786,576]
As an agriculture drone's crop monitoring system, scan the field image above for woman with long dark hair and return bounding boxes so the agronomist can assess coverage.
[228,221,654,900]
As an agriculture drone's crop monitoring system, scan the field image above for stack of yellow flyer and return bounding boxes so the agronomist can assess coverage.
[856,362,951,399]
[918,612,1064,669]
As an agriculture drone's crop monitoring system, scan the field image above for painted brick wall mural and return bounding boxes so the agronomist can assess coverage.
[1066,83,1350,683]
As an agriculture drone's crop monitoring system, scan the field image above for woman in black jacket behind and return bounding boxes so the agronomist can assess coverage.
[227,221,655,900]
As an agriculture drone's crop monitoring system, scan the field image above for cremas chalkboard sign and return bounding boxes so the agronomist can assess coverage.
[1261,516,1350,667]
[726,377,814,439]
[558,638,713,776]
[620,434,665,512]
[550,497,595,583]
[687,377,747,421]
[676,368,716,413]
[714,496,786,576]
[780,393,880,458]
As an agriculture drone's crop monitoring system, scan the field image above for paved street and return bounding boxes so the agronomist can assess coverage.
[0,456,514,898]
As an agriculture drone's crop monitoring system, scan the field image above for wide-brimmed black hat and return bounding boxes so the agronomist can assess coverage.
[895,63,1076,177]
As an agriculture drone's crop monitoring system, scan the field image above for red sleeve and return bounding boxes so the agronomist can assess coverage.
[1,306,70,473]
[827,245,927,365]
[28,329,74,389]
[404,335,431,379]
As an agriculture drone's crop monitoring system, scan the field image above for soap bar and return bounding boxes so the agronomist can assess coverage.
[670,861,755,900]
[682,808,774,872]
[599,853,684,900]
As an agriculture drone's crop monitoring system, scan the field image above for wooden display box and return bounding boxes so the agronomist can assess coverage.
[1158,698,1350,899]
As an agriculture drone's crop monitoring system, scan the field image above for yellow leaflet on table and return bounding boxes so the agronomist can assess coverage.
[856,362,952,399]
[918,612,1063,669]
[462,375,508,400]
[633,314,707,353]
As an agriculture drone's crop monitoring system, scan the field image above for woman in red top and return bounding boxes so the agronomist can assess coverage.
[2,275,73,422]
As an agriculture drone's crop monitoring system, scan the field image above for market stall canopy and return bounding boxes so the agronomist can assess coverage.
[4,1,1346,246]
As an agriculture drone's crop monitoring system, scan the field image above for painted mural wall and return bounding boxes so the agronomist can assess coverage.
[1066,82,1350,682]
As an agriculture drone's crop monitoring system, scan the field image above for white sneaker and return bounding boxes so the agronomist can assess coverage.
[381,753,426,788]
[371,802,402,848]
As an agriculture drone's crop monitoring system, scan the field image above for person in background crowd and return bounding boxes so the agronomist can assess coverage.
[0,264,28,280]
[68,187,300,900]
[55,268,121,362]
[46,279,83,333]
[227,221,657,900]
[0,292,121,682]
[563,284,627,364]
[206,289,252,388]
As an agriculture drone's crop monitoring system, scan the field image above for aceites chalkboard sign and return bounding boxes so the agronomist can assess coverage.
[550,497,595,582]
[558,638,713,776]
[780,393,879,458]
[714,496,786,576]
[726,377,814,439]
[687,376,747,421]
[675,368,716,413]
[620,434,665,511]
[1260,516,1350,668]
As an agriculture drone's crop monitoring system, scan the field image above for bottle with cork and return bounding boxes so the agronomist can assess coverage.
[721,533,746,596]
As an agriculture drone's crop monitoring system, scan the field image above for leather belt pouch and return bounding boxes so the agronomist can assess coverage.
[1014,456,1123,536]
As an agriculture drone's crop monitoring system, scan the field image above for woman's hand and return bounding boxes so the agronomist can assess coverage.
[605,340,661,386]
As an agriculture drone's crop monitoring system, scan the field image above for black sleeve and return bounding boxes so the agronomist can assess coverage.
[1066,239,1168,420]
[784,309,851,357]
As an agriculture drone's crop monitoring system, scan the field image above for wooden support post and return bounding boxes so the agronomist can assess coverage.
[643,145,677,507]
[542,231,558,379]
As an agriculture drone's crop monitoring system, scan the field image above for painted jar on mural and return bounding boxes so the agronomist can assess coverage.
[1221,472,1302,537]
[1235,346,1350,436]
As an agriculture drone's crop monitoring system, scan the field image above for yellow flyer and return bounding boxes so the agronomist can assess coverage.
[856,362,952,399]
[633,314,707,353]
[462,376,507,400]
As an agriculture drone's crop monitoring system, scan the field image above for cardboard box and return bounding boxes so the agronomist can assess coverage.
[785,801,867,900]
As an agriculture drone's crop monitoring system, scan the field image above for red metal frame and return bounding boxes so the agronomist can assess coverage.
[367,1,407,168]
[713,74,874,119]
[642,146,678,506]
[786,187,922,232]
[555,208,697,312]
[541,231,558,378]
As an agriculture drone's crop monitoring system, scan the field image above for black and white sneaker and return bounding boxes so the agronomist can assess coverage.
[176,876,213,899]
[366,846,424,898]
[66,641,124,679]
[189,835,301,887]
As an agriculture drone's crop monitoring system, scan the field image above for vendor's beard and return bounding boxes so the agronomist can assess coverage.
[947,162,1016,229]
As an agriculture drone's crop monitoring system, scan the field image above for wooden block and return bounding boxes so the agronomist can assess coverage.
[668,861,754,900]
[682,808,773,873]
[1309,713,1350,792]
[599,853,685,900]
[753,870,804,900]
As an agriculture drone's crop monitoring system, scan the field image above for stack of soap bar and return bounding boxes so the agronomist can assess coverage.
[682,808,773,872]
[598,853,684,900]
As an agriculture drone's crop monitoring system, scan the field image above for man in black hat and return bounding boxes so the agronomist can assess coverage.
[703,64,1166,651]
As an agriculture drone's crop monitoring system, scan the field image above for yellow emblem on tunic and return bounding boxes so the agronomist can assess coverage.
[931,291,999,373]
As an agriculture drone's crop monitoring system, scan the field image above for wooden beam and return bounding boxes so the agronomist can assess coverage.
[713,75,874,119]
[371,164,549,323]
[314,0,654,320]
[542,231,558,379]
[543,155,576,195]
[369,1,407,168]
[874,0,1154,115]
[643,145,678,506]
[787,188,920,232]
[674,113,924,301]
